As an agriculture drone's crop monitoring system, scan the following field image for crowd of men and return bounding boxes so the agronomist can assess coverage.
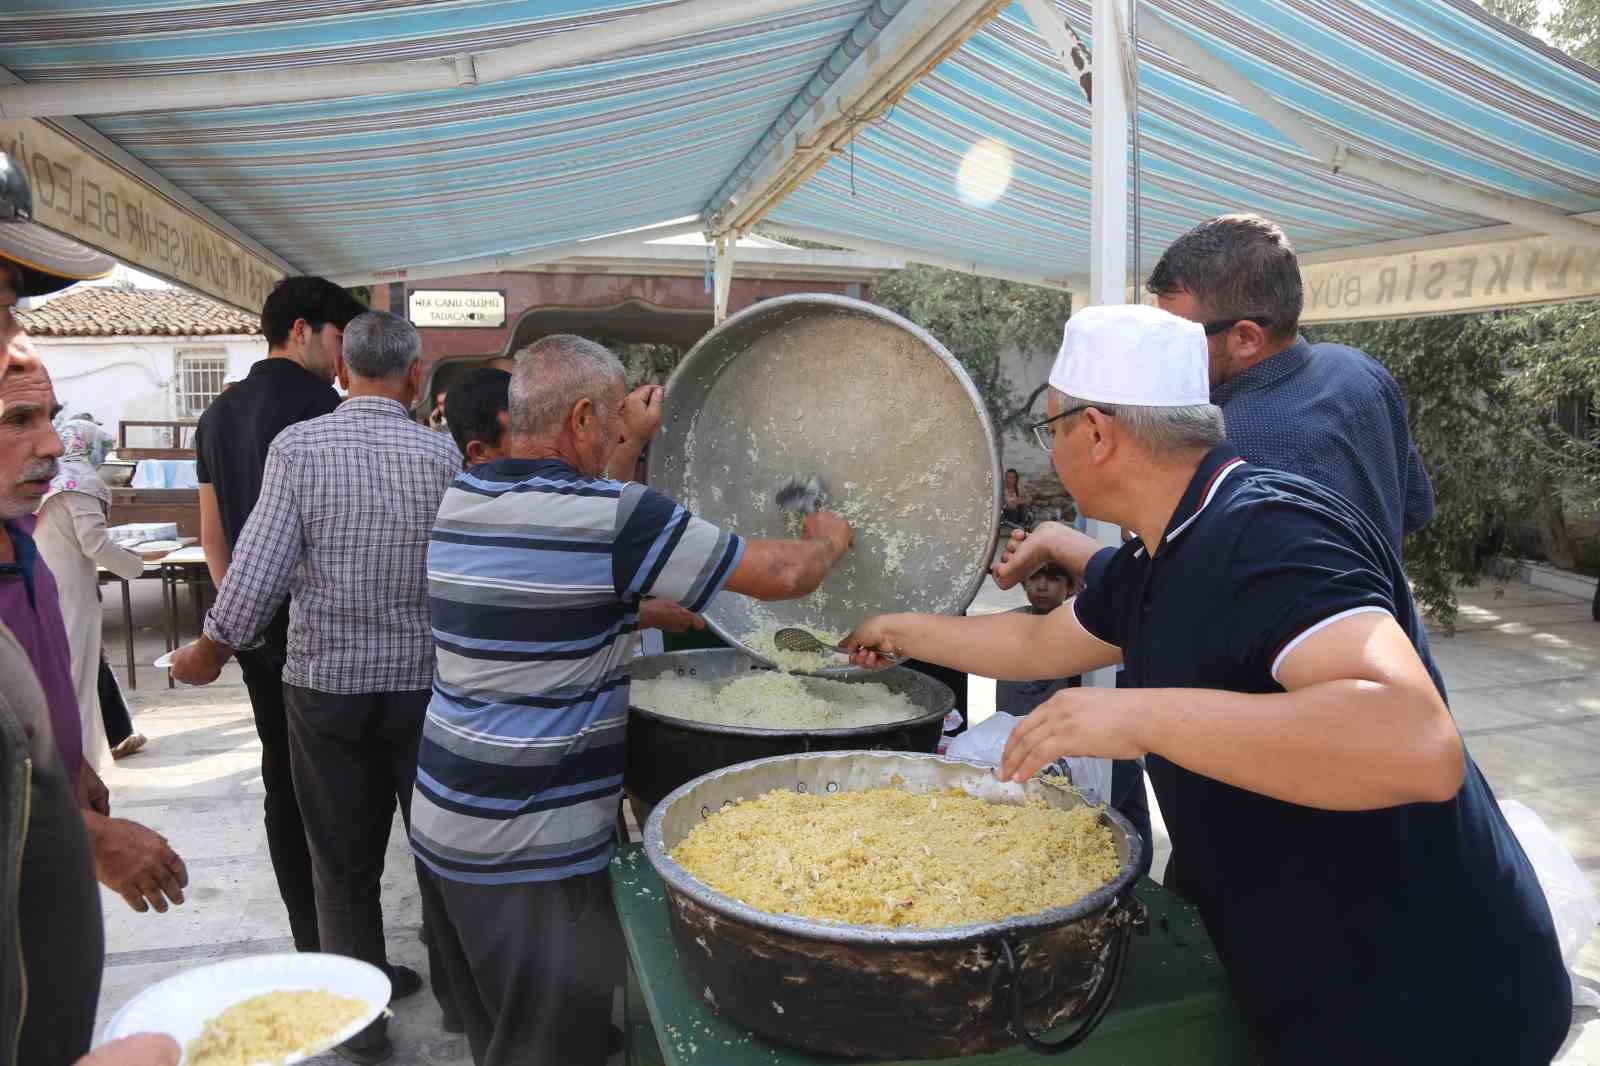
[0,133,1577,1066]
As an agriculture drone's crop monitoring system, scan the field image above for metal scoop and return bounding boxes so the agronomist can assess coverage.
[773,626,900,665]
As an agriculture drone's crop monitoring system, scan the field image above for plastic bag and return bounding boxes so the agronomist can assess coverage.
[934,710,966,756]
[945,714,1113,805]
[1500,800,1600,1008]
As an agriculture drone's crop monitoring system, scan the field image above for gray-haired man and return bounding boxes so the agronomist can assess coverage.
[172,310,462,1064]
[411,334,852,1066]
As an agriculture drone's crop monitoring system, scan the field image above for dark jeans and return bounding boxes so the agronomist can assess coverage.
[283,683,453,1052]
[97,655,134,746]
[236,618,320,953]
[423,868,621,1066]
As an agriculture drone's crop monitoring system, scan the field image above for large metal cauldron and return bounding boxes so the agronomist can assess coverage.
[647,294,1002,673]
[624,650,952,807]
[644,752,1146,1059]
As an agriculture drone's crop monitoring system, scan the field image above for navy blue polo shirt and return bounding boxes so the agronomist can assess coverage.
[1072,445,1569,1065]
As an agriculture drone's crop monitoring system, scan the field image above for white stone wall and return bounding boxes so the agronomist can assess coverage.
[35,334,267,444]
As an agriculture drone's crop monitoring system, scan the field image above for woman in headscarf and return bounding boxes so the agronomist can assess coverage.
[33,417,149,770]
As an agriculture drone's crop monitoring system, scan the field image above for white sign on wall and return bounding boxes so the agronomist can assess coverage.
[408,289,506,328]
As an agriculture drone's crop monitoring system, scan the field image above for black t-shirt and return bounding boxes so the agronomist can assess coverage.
[1073,445,1569,1065]
[195,357,339,550]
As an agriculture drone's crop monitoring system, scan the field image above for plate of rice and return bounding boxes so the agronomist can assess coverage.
[100,953,389,1065]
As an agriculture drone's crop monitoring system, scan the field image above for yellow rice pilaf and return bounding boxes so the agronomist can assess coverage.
[184,989,367,1066]
[669,787,1120,928]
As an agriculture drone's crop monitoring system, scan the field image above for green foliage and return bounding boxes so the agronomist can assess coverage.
[1309,300,1600,631]
[869,264,1074,431]
[1547,0,1600,66]
[1478,0,1542,30]
[1481,0,1541,31]
[1479,0,1600,64]
[610,341,683,388]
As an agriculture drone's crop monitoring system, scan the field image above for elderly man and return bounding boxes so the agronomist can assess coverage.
[847,305,1569,1066]
[1,150,185,1066]
[193,274,366,955]
[172,310,460,1064]
[410,335,852,1066]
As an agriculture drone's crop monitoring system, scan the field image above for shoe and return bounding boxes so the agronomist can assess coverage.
[385,964,422,1001]
[110,733,147,759]
[334,1036,393,1065]
[609,1025,625,1055]
[441,1012,465,1034]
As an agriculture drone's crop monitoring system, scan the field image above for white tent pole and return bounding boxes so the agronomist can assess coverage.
[1139,8,1600,248]
[1088,0,1130,308]
[0,0,808,119]
[712,232,737,324]
[328,220,706,288]
[1083,0,1132,688]
[758,222,1070,290]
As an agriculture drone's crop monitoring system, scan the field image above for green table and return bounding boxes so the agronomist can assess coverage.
[610,843,1253,1065]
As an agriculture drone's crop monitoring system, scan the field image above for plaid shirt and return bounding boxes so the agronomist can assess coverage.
[204,397,461,693]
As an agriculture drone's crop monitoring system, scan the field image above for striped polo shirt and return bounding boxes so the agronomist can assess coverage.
[410,458,745,884]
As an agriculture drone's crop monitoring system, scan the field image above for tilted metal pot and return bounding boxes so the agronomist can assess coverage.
[624,650,952,807]
[647,293,1002,675]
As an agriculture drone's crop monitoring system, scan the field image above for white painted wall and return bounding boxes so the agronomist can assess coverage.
[36,334,266,445]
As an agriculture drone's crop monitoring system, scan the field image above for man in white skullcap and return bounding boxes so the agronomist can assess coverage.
[845,305,1570,1066]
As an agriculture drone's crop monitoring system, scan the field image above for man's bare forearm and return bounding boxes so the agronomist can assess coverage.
[1133,680,1465,810]
[864,608,1116,680]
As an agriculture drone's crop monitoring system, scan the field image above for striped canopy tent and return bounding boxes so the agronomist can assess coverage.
[1,0,1597,320]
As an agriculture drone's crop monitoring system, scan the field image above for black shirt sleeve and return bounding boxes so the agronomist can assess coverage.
[194,410,212,484]
[1223,500,1398,684]
[1070,546,1134,649]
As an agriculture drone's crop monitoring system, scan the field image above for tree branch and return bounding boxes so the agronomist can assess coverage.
[1000,382,1052,427]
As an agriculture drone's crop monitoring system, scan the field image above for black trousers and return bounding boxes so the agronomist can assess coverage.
[96,655,134,746]
[422,868,621,1066]
[282,683,456,1051]
[236,617,320,953]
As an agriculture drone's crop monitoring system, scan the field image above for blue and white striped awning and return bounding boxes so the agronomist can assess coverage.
[1,0,1596,297]
[767,0,1600,285]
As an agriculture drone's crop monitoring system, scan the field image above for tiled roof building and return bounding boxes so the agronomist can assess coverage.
[18,287,261,337]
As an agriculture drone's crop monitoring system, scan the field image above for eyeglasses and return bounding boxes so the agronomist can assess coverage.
[1028,403,1111,452]
[1202,315,1273,336]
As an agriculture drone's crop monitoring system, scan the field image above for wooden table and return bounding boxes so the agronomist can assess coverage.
[609,843,1254,1065]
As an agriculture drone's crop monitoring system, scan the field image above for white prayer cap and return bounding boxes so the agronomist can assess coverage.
[1047,304,1209,407]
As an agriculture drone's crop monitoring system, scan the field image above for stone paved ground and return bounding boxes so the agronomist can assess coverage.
[93,576,1599,1063]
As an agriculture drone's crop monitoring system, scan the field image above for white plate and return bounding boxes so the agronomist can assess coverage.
[152,650,175,669]
[101,952,389,1063]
